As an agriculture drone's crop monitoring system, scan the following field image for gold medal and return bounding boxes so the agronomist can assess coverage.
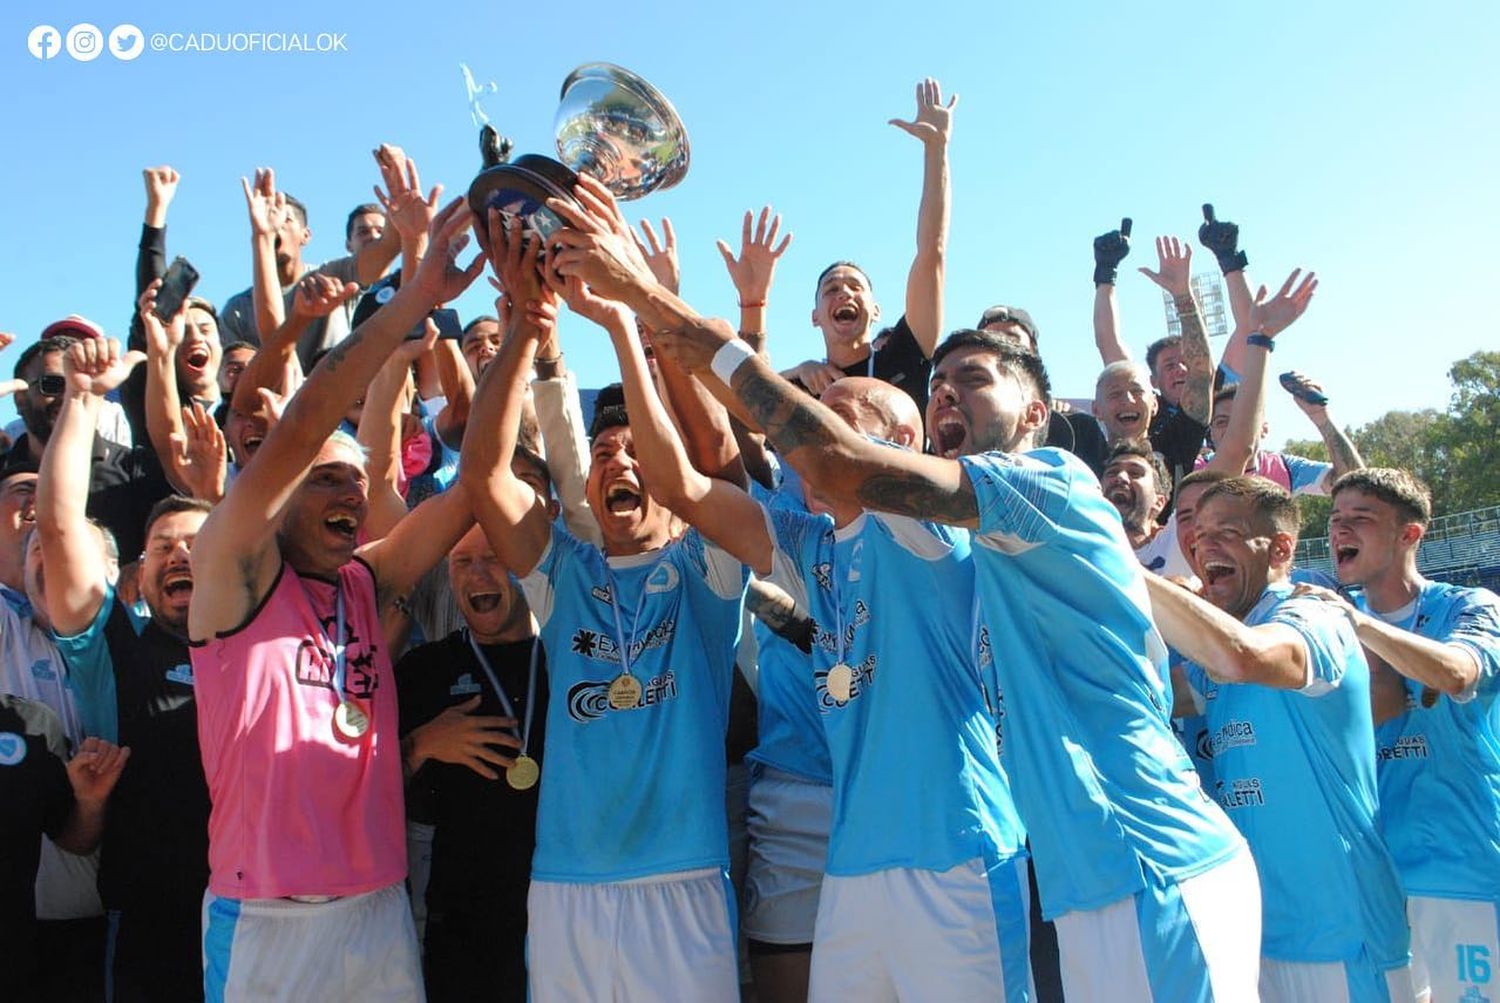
[507,754,541,791]
[826,663,853,703]
[608,673,643,710]
[333,699,369,740]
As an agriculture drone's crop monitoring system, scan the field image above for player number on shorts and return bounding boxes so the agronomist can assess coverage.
[1456,944,1491,984]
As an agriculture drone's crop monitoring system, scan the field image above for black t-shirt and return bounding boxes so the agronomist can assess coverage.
[1149,394,1208,485]
[396,631,549,915]
[87,597,210,917]
[0,697,74,998]
[1045,411,1109,478]
[3,435,172,560]
[791,315,933,416]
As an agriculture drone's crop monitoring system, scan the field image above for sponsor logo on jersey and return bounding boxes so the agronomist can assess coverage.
[591,585,614,606]
[815,653,877,709]
[569,620,677,665]
[449,673,482,697]
[0,731,26,767]
[565,670,678,722]
[165,663,195,687]
[294,618,379,698]
[1458,987,1489,1003]
[1209,720,1256,756]
[1214,777,1265,810]
[1377,735,1430,761]
[812,561,832,593]
[30,659,56,682]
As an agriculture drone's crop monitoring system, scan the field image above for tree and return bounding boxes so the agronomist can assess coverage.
[1280,351,1500,536]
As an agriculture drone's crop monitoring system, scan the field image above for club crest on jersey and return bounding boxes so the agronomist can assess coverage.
[812,562,832,592]
[30,660,56,682]
[566,671,678,722]
[0,731,25,766]
[165,663,194,687]
[449,673,483,697]
[816,654,876,709]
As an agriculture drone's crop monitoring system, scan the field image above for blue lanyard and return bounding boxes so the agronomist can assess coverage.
[603,550,668,678]
[466,631,539,757]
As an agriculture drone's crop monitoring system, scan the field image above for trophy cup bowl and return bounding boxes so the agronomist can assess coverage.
[468,62,690,240]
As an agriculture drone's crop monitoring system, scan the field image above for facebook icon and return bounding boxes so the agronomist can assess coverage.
[28,24,60,59]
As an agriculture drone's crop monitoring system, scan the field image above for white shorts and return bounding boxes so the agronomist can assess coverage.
[808,855,1033,1003]
[1261,956,1415,1002]
[744,766,833,947]
[202,883,424,1003]
[1053,847,1261,1002]
[1408,894,1500,1001]
[527,867,738,1003]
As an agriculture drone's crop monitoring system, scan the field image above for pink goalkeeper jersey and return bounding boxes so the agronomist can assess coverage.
[190,557,405,899]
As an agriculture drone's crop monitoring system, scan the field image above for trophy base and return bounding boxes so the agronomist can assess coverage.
[467,154,581,240]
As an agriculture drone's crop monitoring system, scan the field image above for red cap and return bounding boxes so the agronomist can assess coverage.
[40,315,104,341]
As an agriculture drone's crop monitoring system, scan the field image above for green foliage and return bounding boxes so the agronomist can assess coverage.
[1280,351,1500,536]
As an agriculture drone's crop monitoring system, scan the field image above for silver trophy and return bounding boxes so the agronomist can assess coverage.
[468,62,690,238]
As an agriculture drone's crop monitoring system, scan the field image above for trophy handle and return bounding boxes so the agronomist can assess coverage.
[479,124,514,168]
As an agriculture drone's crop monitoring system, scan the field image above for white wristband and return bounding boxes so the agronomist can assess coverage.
[710,338,756,386]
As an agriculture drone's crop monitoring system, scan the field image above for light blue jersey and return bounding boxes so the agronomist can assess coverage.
[1182,582,1409,967]
[1364,579,1500,901]
[518,523,749,882]
[766,504,1025,877]
[745,481,831,783]
[958,449,1242,919]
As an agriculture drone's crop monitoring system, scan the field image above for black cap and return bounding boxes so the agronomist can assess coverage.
[350,273,401,330]
[976,305,1040,345]
[0,452,39,488]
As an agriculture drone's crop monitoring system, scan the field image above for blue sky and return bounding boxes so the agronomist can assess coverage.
[3,0,1497,448]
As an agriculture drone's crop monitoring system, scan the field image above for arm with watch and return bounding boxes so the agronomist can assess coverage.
[1212,270,1320,474]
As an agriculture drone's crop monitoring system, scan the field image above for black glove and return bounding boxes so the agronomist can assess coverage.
[1198,203,1248,274]
[1093,217,1132,285]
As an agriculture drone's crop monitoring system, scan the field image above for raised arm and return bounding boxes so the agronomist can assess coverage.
[889,78,955,357]
[40,339,145,635]
[1283,371,1363,484]
[718,206,793,350]
[228,272,355,419]
[459,214,560,577]
[138,166,178,291]
[552,266,772,574]
[189,198,483,640]
[1198,204,1253,379]
[138,281,193,493]
[350,144,425,287]
[242,167,290,339]
[1138,236,1214,423]
[1209,270,1320,474]
[632,217,747,486]
[1092,218,1132,365]
[356,331,434,540]
[1143,573,1311,688]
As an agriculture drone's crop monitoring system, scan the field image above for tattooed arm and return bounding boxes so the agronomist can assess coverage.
[1175,291,1214,425]
[651,321,981,529]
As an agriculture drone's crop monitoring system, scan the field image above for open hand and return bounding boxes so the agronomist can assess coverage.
[1137,236,1193,298]
[718,206,792,307]
[410,197,487,306]
[241,167,286,238]
[137,279,189,358]
[373,144,441,244]
[633,218,680,295]
[291,273,359,322]
[172,401,228,502]
[1247,269,1318,338]
[410,695,522,780]
[889,77,957,146]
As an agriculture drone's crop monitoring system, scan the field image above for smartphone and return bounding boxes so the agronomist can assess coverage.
[406,308,464,341]
[1279,371,1328,406]
[154,256,201,321]
[38,373,66,397]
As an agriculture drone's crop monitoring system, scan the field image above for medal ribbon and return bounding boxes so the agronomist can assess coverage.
[466,631,539,759]
[829,529,851,666]
[603,551,668,679]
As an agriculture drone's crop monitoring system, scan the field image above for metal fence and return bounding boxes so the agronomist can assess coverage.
[1295,505,1500,590]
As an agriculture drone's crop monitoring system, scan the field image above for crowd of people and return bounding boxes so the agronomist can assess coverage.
[2,76,1496,1003]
